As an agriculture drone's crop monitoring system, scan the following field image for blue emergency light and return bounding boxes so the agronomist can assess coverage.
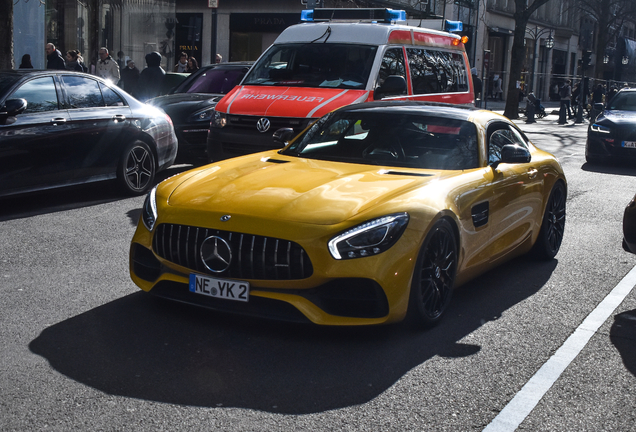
[301,8,406,23]
[445,20,463,32]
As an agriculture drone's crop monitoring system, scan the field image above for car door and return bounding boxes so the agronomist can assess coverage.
[61,75,132,180]
[0,75,72,195]
[485,122,544,262]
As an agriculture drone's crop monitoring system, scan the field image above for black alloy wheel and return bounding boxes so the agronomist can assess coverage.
[118,141,156,195]
[408,218,458,327]
[531,181,566,260]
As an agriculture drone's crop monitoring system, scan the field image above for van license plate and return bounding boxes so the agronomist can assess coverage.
[623,141,636,148]
[189,273,249,302]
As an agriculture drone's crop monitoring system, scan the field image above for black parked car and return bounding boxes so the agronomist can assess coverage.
[624,194,636,254]
[0,70,178,198]
[586,88,636,164]
[147,62,252,164]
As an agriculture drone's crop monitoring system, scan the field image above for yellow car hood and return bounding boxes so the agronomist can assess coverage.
[167,154,442,225]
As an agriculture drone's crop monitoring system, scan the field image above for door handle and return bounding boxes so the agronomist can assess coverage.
[50,118,66,125]
[527,168,538,179]
[112,115,126,122]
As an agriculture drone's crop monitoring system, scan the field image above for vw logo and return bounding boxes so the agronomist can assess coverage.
[256,117,271,133]
[220,215,231,222]
[200,236,232,273]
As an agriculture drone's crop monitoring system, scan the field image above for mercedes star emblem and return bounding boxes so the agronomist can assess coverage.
[200,236,232,273]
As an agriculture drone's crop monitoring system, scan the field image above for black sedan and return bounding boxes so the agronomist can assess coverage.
[624,194,636,254]
[0,70,177,198]
[147,62,252,164]
[586,88,636,164]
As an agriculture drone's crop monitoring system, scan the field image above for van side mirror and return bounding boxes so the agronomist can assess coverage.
[374,75,407,100]
[0,98,27,125]
[273,128,295,146]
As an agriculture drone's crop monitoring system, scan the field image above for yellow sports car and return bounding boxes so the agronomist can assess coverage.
[129,102,566,327]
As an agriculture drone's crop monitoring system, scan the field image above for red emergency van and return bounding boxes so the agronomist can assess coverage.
[207,8,474,162]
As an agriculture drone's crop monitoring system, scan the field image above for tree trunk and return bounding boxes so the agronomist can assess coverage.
[503,16,530,119]
[0,0,14,69]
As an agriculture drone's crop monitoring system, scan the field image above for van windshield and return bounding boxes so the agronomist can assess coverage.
[242,43,377,89]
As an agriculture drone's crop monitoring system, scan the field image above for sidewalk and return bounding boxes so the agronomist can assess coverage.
[480,99,590,124]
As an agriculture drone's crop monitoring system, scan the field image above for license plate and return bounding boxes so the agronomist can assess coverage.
[622,141,636,148]
[189,273,249,302]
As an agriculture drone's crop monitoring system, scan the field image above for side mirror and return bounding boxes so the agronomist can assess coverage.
[272,128,295,146]
[593,102,604,111]
[0,98,27,125]
[491,144,531,169]
[1,98,27,116]
[374,75,407,100]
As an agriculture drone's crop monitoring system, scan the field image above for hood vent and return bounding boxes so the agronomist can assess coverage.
[262,157,290,164]
[379,170,433,177]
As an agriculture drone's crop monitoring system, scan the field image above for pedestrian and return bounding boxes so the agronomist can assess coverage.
[471,67,482,104]
[558,80,572,123]
[120,59,140,97]
[19,54,33,69]
[137,51,165,101]
[116,51,127,71]
[571,82,580,118]
[186,57,199,74]
[492,75,503,101]
[215,53,222,64]
[96,47,121,84]
[174,52,188,72]
[607,86,618,106]
[592,84,605,105]
[45,43,66,70]
[66,50,88,72]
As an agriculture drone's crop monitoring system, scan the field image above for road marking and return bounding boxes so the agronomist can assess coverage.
[483,264,636,432]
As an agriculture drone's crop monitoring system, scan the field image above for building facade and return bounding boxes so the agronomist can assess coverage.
[11,0,636,101]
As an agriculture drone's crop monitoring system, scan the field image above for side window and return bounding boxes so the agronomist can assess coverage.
[406,48,469,95]
[11,77,59,114]
[488,126,528,164]
[100,83,125,106]
[61,76,104,108]
[377,47,406,90]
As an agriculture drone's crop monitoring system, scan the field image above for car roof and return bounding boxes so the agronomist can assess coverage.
[334,101,480,121]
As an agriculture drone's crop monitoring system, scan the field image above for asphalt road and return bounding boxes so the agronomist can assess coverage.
[1,112,635,431]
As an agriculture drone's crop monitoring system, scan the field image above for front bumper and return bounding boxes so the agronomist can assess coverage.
[129,219,420,326]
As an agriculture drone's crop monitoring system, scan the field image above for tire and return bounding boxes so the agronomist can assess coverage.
[117,140,156,195]
[407,219,458,328]
[531,181,566,260]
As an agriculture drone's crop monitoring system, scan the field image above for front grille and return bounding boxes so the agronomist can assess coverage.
[226,114,312,133]
[153,223,313,280]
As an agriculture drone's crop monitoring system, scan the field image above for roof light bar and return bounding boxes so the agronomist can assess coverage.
[301,8,406,23]
[445,20,463,32]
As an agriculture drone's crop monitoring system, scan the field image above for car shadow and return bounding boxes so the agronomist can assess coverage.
[610,309,636,377]
[0,164,193,222]
[29,256,557,414]
[581,161,636,177]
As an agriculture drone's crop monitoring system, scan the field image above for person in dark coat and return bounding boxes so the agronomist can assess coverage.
[46,43,66,70]
[137,51,165,102]
[65,50,88,72]
[19,54,33,69]
[120,59,141,97]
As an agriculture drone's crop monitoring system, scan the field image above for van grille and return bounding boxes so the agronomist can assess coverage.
[153,223,313,280]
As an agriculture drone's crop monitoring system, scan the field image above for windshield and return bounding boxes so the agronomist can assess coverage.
[282,111,479,170]
[179,67,249,94]
[608,92,636,111]
[242,43,377,89]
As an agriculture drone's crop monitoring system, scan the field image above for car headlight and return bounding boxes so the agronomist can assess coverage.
[211,110,227,128]
[590,123,611,134]
[187,106,216,123]
[328,213,409,260]
[142,186,158,231]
